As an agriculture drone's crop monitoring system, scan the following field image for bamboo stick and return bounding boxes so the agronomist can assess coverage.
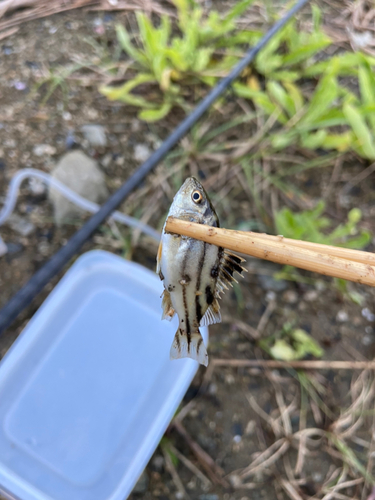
[165,217,375,287]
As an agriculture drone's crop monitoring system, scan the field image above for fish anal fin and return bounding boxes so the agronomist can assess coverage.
[156,240,163,275]
[170,329,208,367]
[200,301,221,327]
[161,289,175,321]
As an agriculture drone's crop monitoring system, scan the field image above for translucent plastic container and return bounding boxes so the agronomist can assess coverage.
[0,250,208,500]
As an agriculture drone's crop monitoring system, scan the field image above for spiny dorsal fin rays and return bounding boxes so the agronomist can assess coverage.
[217,250,247,290]
[170,329,208,366]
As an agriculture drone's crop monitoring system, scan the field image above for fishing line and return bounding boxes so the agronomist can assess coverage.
[0,0,310,335]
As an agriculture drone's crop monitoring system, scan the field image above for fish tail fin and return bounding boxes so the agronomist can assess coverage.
[170,329,208,367]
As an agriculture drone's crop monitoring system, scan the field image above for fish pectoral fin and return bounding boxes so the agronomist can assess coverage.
[156,240,163,275]
[161,289,175,321]
[200,300,221,327]
[170,329,208,367]
[218,251,247,288]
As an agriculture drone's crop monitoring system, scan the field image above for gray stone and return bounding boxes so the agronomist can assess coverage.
[81,124,107,147]
[6,213,35,236]
[49,151,108,225]
[134,144,151,163]
[132,470,149,494]
[199,495,219,500]
[33,144,56,156]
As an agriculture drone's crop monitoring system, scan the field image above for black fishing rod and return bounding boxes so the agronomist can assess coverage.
[0,0,311,335]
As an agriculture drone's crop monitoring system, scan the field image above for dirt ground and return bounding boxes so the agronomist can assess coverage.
[1,4,375,500]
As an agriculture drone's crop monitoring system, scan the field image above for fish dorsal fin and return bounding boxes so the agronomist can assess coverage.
[170,330,208,366]
[218,250,247,289]
[200,301,221,327]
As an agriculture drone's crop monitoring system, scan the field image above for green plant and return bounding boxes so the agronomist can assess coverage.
[100,0,256,121]
[274,201,371,249]
[260,323,323,361]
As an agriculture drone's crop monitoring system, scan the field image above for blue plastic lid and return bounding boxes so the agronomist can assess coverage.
[0,250,208,500]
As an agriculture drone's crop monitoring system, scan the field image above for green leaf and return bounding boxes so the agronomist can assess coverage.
[138,101,172,121]
[358,62,375,130]
[267,81,299,116]
[270,340,296,361]
[226,0,255,22]
[115,25,148,66]
[282,37,330,67]
[100,73,157,108]
[343,103,375,159]
[300,72,338,126]
[193,47,213,72]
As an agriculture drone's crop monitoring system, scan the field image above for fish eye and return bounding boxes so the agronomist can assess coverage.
[192,190,203,204]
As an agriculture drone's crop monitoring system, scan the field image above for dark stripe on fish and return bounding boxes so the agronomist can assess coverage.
[181,239,191,334]
[205,285,214,305]
[195,242,207,324]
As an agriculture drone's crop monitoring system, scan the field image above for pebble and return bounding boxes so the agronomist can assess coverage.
[304,290,318,302]
[132,470,149,494]
[29,177,46,196]
[33,144,57,156]
[336,310,349,322]
[265,290,276,302]
[199,495,219,500]
[245,419,256,436]
[134,144,151,163]
[49,151,108,225]
[81,124,107,147]
[362,308,375,322]
[362,334,374,346]
[6,214,35,236]
[6,242,23,255]
[283,290,298,304]
[151,455,164,472]
[233,435,242,444]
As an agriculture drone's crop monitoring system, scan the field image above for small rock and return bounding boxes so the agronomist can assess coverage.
[199,495,219,500]
[29,177,46,196]
[0,237,7,257]
[33,144,57,156]
[283,290,298,304]
[6,242,23,255]
[132,470,149,494]
[233,435,242,444]
[362,334,374,346]
[265,290,277,301]
[101,153,112,169]
[362,308,375,322]
[49,151,108,225]
[81,124,107,147]
[245,419,256,436]
[134,144,151,163]
[336,310,349,322]
[151,455,164,472]
[304,290,318,302]
[6,213,35,236]
[229,474,242,488]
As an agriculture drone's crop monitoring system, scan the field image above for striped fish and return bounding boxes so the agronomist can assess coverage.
[156,177,246,366]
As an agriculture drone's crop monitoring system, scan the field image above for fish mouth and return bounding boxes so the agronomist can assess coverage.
[179,176,204,194]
